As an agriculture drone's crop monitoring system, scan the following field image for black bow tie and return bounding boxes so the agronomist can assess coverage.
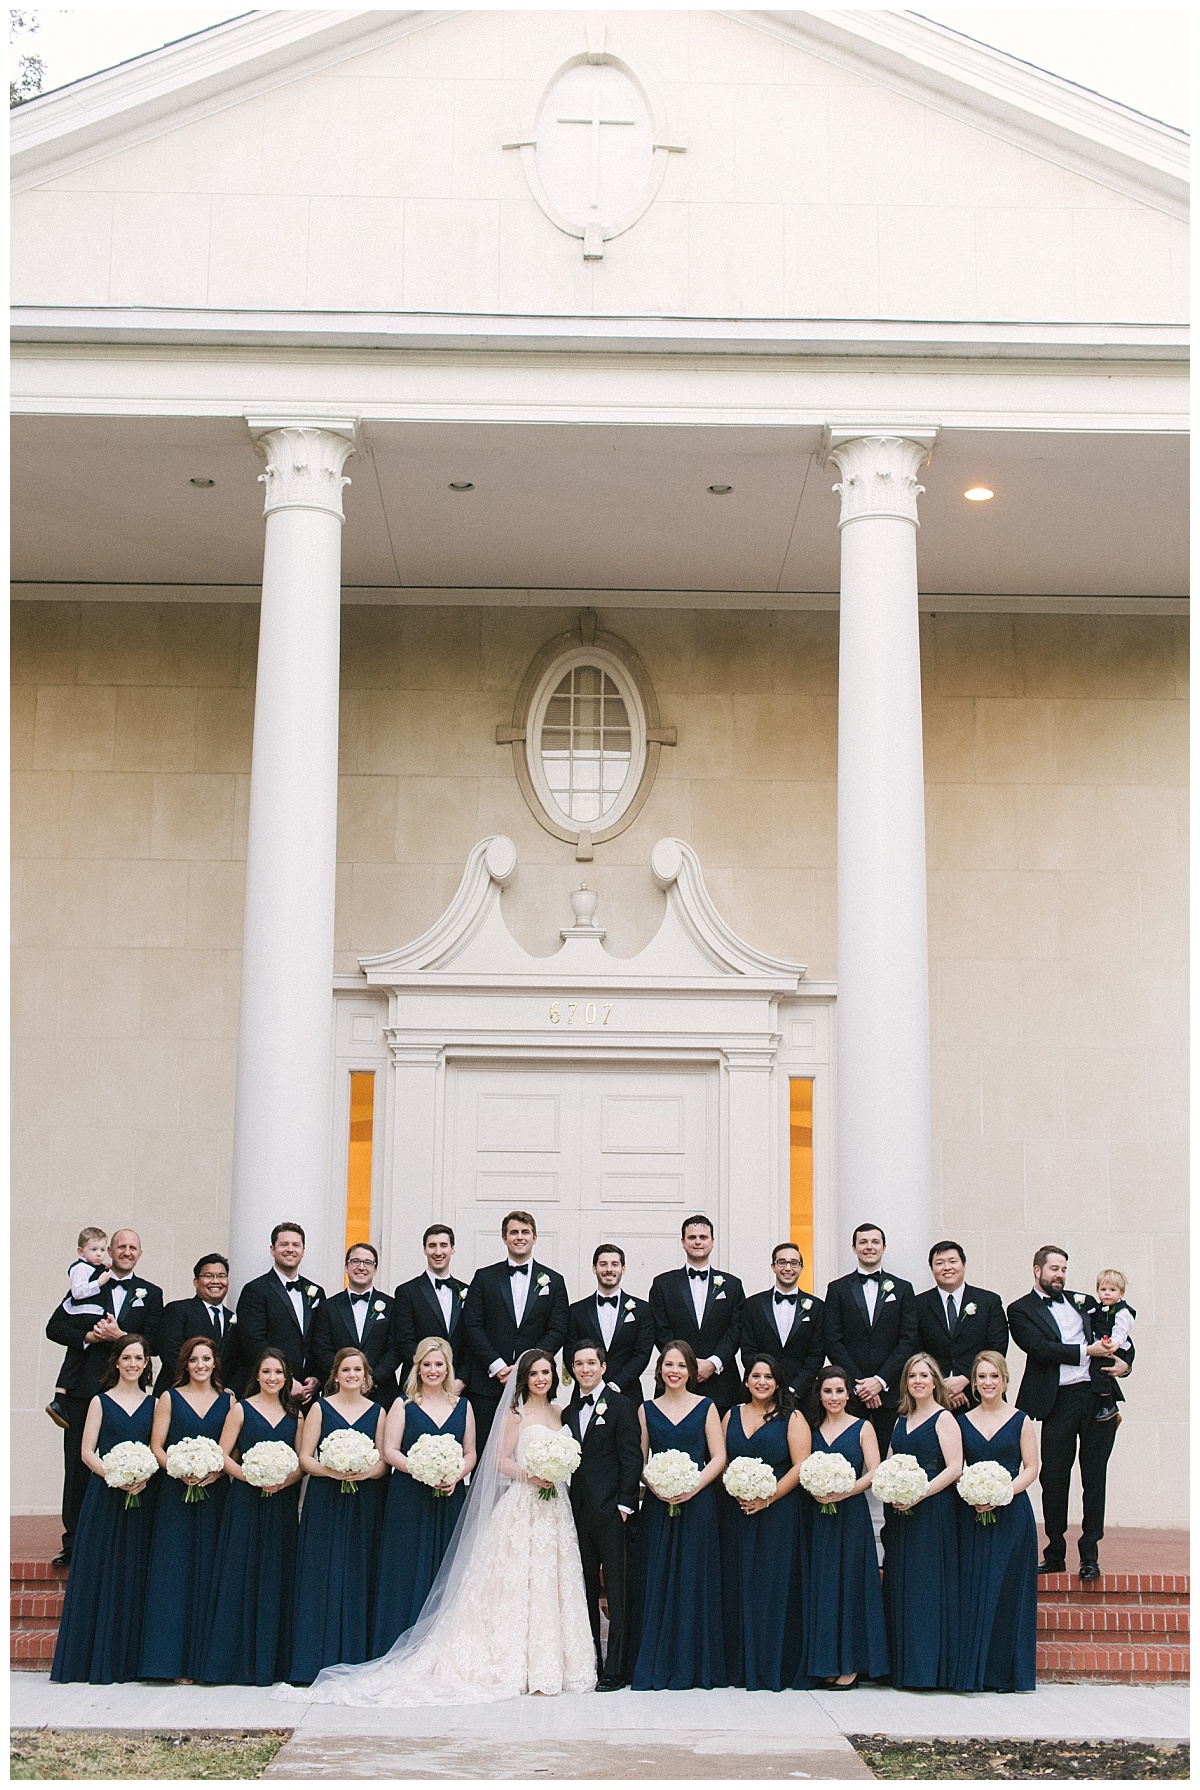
[858,1272,881,1283]
[349,1292,371,1304]
[774,1291,798,1305]
[283,1280,300,1291]
[688,1268,708,1280]
[579,1393,595,1407]
[111,1277,133,1286]
[433,1278,451,1289]
[508,1263,529,1276]
[597,1294,619,1308]
[1042,1291,1064,1305]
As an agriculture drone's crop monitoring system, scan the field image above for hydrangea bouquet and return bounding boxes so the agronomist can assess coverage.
[522,1429,582,1500]
[643,1449,701,1517]
[100,1440,159,1509]
[407,1432,465,1497]
[165,1435,225,1503]
[318,1428,380,1493]
[722,1456,777,1504]
[240,1440,299,1493]
[798,1451,858,1514]
[872,1452,930,1515]
[956,1460,1015,1524]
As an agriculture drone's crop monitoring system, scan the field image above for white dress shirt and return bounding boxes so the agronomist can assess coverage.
[274,1266,305,1328]
[426,1269,453,1330]
[858,1273,879,1322]
[347,1288,374,1341]
[508,1259,532,1324]
[1040,1288,1090,1385]
[205,1301,224,1338]
[939,1284,964,1326]
[108,1277,132,1324]
[688,1268,710,1327]
[772,1287,798,1344]
[594,1291,621,1350]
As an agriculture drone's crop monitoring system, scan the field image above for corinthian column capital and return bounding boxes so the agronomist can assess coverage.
[825,428,937,529]
[247,418,357,521]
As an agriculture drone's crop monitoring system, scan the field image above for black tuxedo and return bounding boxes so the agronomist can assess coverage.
[234,1269,326,1386]
[648,1267,745,1411]
[389,1272,472,1395]
[563,1386,642,1684]
[565,1291,654,1401]
[739,1289,826,1406]
[154,1296,239,1396]
[1007,1288,1134,1568]
[463,1258,569,1447]
[915,1284,1009,1398]
[822,1269,917,1451]
[309,1288,402,1405]
[45,1273,165,1557]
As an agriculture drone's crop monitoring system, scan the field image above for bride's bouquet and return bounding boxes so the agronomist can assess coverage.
[165,1435,225,1503]
[799,1451,857,1515]
[643,1449,701,1517]
[722,1456,777,1505]
[318,1428,380,1493]
[407,1432,465,1497]
[240,1440,299,1494]
[871,1453,929,1515]
[100,1440,159,1509]
[957,1460,1015,1525]
[522,1430,582,1501]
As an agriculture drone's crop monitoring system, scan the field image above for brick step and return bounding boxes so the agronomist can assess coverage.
[11,1590,65,1622]
[1038,1602,1188,1635]
[12,1626,57,1668]
[11,1559,68,1588]
[1039,1641,1190,1683]
[1038,1571,1189,1601]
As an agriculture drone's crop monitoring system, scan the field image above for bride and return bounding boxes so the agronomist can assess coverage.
[279,1349,596,1705]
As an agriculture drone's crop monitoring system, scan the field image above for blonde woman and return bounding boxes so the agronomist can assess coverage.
[372,1339,477,1654]
[881,1352,963,1689]
[954,1351,1038,1692]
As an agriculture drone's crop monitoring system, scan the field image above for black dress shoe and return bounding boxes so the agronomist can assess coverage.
[1078,1560,1101,1582]
[596,1678,625,1692]
[1038,1558,1066,1574]
[50,1551,70,1569]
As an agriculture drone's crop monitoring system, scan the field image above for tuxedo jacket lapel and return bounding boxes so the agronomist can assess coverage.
[417,1278,448,1338]
[267,1274,304,1337]
[850,1275,871,1329]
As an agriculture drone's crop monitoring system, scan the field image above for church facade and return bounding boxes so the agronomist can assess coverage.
[11,10,1187,1523]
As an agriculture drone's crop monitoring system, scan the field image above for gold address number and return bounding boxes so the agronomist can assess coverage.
[549,1001,614,1027]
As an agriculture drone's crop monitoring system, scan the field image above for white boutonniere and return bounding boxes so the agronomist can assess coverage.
[624,1298,636,1312]
[595,1400,608,1417]
[134,1288,147,1301]
[712,1275,724,1287]
[537,1273,550,1289]
[306,1284,319,1299]
[1073,1293,1086,1306]
[229,1312,237,1324]
[881,1280,894,1294]
[802,1298,813,1311]
[964,1301,977,1316]
[373,1299,386,1314]
[459,1287,467,1300]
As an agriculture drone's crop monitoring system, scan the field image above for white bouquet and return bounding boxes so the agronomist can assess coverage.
[521,1429,582,1501]
[318,1427,380,1493]
[643,1449,702,1517]
[872,1452,930,1515]
[957,1460,1015,1525]
[100,1440,159,1509]
[165,1435,225,1503]
[240,1440,299,1493]
[722,1456,777,1505]
[799,1451,858,1515]
[407,1432,465,1497]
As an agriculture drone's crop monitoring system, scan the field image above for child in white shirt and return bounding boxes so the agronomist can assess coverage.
[45,1227,113,1429]
[1091,1268,1135,1425]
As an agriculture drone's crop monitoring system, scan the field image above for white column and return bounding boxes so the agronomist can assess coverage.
[229,421,356,1295]
[828,428,936,1285]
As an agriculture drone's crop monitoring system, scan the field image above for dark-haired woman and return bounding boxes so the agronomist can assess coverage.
[200,1349,303,1685]
[798,1364,888,1689]
[629,1341,728,1691]
[140,1336,231,1680]
[720,1356,811,1691]
[289,1347,387,1685]
[51,1335,157,1684]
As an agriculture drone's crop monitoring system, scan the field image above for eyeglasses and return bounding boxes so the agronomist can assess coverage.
[346,1258,376,1268]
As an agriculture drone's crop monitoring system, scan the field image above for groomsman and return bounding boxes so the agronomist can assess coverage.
[565,1244,654,1401]
[390,1223,472,1395]
[562,1339,643,1691]
[43,1227,163,1566]
[1008,1244,1132,1580]
[155,1253,239,1395]
[309,1243,401,1405]
[823,1222,917,1453]
[463,1210,569,1449]
[740,1242,826,1406]
[648,1215,745,1412]
[915,1240,1009,1409]
[234,1221,326,1406]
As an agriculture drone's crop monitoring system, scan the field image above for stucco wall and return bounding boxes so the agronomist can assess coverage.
[11,599,1188,1521]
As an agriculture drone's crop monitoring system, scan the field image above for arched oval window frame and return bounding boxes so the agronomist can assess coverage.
[507,620,665,846]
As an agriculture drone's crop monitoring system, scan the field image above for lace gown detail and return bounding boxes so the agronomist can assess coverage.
[294,1423,595,1705]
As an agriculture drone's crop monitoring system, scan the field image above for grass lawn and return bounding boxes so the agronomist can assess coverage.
[9,1730,289,1780]
[850,1736,1190,1780]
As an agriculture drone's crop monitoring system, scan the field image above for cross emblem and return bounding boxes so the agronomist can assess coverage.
[556,84,637,210]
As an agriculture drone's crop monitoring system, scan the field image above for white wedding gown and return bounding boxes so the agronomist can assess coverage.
[283,1422,596,1706]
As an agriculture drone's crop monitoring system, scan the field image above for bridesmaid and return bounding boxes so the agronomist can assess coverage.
[200,1349,303,1685]
[955,1350,1039,1692]
[289,1346,387,1684]
[630,1341,728,1691]
[52,1336,157,1684]
[720,1355,810,1691]
[881,1352,963,1690]
[798,1364,888,1689]
[140,1336,231,1681]
[371,1337,476,1656]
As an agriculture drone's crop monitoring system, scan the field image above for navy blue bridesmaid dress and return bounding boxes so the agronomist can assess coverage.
[289,1400,385,1684]
[200,1403,301,1685]
[799,1419,889,1684]
[371,1397,468,1656]
[630,1397,726,1690]
[51,1392,157,1683]
[720,1406,805,1690]
[139,1387,232,1679]
[881,1412,959,1688]
[954,1410,1038,1691]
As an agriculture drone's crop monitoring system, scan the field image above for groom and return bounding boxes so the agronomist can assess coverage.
[463,1209,569,1449]
[563,1339,642,1691]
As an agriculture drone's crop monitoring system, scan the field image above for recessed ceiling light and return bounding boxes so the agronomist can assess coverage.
[189,477,215,488]
[448,481,474,492]
[707,483,733,495]
[964,486,994,502]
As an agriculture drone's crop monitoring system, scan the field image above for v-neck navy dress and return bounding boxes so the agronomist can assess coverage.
[799,1418,889,1683]
[289,1400,385,1684]
[881,1412,960,1688]
[954,1409,1037,1691]
[719,1406,805,1690]
[630,1397,726,1690]
[371,1397,469,1656]
[200,1401,301,1685]
[139,1388,232,1679]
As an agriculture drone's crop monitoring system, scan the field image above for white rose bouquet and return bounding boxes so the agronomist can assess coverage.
[318,1428,380,1493]
[799,1451,858,1515]
[521,1429,582,1501]
[643,1449,702,1517]
[957,1460,1015,1525]
[100,1440,159,1509]
[165,1435,225,1503]
[722,1456,777,1505]
[407,1433,465,1497]
[240,1440,299,1494]
[872,1453,930,1515]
